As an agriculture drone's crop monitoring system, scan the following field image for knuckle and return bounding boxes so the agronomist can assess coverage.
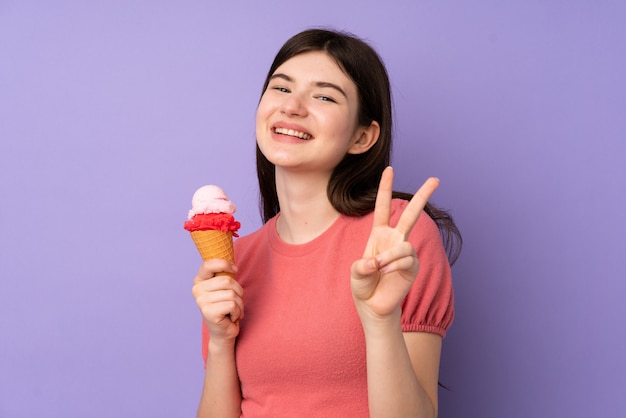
[200,305,216,320]
[191,283,204,298]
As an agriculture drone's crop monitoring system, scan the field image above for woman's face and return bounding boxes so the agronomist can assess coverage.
[256,51,368,174]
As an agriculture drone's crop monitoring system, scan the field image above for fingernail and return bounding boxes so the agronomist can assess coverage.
[366,258,377,270]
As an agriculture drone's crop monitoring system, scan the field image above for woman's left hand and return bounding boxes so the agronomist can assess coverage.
[351,166,439,322]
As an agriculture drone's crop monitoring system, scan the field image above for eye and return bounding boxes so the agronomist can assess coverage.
[271,86,290,93]
[316,95,337,103]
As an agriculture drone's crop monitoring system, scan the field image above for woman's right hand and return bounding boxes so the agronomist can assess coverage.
[192,259,244,345]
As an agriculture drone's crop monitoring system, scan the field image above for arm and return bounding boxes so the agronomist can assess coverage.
[362,321,442,417]
[357,309,442,417]
[196,338,242,418]
[192,259,243,418]
[351,167,442,417]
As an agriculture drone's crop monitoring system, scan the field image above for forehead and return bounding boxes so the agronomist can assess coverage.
[273,51,357,93]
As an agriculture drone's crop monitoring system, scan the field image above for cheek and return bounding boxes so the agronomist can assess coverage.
[255,102,275,158]
[255,101,271,134]
[325,111,360,141]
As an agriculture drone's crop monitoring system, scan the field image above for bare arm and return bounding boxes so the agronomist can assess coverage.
[196,339,242,418]
[362,321,441,417]
[192,259,243,418]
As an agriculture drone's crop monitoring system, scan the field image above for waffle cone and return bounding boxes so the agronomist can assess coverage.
[190,230,235,278]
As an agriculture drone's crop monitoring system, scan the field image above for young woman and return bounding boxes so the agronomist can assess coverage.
[192,28,461,418]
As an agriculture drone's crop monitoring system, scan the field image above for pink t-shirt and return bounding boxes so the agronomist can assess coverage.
[201,199,454,417]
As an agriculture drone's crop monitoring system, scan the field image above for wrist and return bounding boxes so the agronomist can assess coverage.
[355,305,402,335]
[208,337,237,355]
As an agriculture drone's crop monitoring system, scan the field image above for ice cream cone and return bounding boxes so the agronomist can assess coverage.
[184,185,240,279]
[190,230,235,278]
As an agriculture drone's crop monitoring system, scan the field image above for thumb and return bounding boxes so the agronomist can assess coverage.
[351,256,380,280]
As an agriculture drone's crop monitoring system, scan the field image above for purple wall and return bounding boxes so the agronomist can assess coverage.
[1,1,624,417]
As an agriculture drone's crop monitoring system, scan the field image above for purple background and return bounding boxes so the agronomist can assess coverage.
[1,1,625,417]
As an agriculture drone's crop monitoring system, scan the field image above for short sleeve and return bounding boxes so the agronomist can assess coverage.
[392,201,455,337]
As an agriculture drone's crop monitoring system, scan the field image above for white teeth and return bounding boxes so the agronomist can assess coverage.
[275,127,312,140]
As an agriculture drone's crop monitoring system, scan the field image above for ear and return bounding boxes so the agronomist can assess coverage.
[348,121,380,155]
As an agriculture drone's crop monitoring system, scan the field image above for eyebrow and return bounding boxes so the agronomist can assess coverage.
[270,73,348,99]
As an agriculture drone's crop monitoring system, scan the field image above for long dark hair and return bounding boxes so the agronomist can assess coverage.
[256,28,462,265]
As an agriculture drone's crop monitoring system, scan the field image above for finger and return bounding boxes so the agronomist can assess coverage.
[201,300,244,324]
[378,255,419,276]
[194,259,238,284]
[374,241,416,269]
[212,298,244,323]
[194,286,245,321]
[351,256,380,280]
[373,166,394,228]
[193,275,244,298]
[395,177,439,238]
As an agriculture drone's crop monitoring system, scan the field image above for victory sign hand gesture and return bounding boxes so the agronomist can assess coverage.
[351,167,439,322]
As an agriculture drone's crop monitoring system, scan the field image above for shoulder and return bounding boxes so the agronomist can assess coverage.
[234,217,275,255]
[393,199,454,336]
[389,199,442,248]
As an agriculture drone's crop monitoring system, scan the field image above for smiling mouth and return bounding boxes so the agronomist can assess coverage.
[274,127,312,140]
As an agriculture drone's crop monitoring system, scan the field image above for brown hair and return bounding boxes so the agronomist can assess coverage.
[256,28,462,264]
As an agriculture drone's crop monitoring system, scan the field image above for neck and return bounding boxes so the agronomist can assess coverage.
[274,168,340,244]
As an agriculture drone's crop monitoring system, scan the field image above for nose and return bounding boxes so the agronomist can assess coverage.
[280,92,307,117]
